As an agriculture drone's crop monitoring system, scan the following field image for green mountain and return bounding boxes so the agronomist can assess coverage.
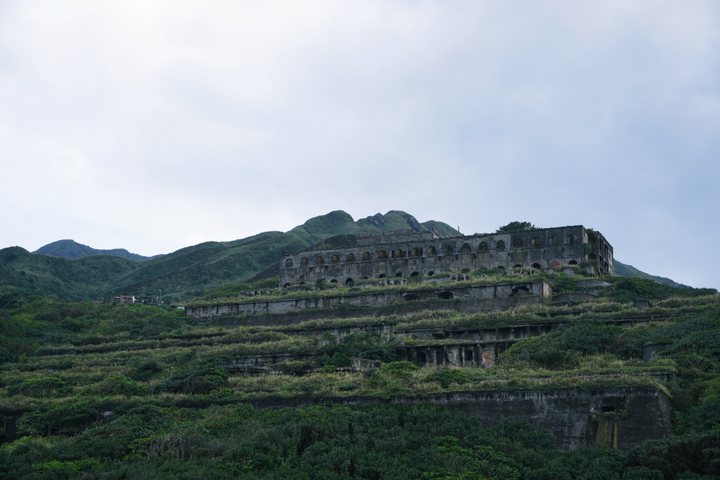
[33,239,155,261]
[1,211,455,303]
[613,260,689,289]
[0,210,692,303]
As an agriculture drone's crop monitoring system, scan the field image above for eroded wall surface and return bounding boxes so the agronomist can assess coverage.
[279,225,613,287]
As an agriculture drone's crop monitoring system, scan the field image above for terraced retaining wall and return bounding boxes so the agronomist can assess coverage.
[186,281,551,323]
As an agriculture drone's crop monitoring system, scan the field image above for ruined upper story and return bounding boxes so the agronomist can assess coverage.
[279,225,613,288]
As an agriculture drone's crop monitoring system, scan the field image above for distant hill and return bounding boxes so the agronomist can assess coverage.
[0,211,694,303]
[2,211,456,303]
[613,260,690,289]
[33,239,156,261]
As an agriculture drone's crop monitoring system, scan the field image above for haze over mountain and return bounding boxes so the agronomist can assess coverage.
[0,210,688,303]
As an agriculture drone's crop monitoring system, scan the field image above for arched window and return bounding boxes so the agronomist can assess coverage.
[444,245,454,255]
[315,256,324,266]
[512,239,524,249]
[284,259,293,268]
[549,235,559,246]
[461,243,471,254]
[300,258,308,266]
[378,251,388,259]
[568,235,577,246]
[362,252,371,261]
[531,237,541,248]
[346,253,356,262]
[392,249,405,258]
[496,240,506,251]
[410,248,422,257]
[478,242,489,252]
[331,255,339,263]
[427,246,437,255]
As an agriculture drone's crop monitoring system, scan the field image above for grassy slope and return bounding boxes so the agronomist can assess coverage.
[1,211,457,303]
[0,247,139,302]
[613,259,689,289]
[0,280,718,478]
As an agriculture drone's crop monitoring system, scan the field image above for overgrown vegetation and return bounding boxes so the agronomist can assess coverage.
[0,275,718,478]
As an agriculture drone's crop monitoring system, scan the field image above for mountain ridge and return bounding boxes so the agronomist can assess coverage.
[1,211,691,302]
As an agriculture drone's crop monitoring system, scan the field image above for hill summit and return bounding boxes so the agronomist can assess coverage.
[33,239,154,261]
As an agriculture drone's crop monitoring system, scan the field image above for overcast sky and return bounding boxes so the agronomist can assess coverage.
[1,1,718,288]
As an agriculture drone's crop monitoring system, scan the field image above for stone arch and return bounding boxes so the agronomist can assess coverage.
[378,250,388,259]
[362,252,371,261]
[461,243,471,254]
[427,271,435,276]
[512,238,524,249]
[395,272,403,277]
[496,240,506,251]
[410,247,422,257]
[410,271,419,277]
[496,266,505,270]
[346,253,356,262]
[285,259,293,268]
[329,279,338,283]
[568,235,577,246]
[512,285,530,295]
[549,261,560,268]
[531,237,541,248]
[513,264,522,268]
[549,235,559,246]
[532,263,542,270]
[315,256,324,266]
[378,274,386,279]
[478,242,489,252]
[569,260,578,265]
[362,276,369,280]
[443,245,454,255]
[345,278,354,285]
[300,257,309,266]
[403,293,419,301]
[427,246,437,256]
[331,255,339,263]
[283,283,291,288]
[438,291,454,299]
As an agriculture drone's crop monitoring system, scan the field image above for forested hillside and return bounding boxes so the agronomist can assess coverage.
[0,272,718,479]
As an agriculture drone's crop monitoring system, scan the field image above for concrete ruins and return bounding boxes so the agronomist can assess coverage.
[279,225,613,288]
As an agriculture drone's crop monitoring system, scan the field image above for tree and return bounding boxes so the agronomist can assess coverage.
[496,221,536,233]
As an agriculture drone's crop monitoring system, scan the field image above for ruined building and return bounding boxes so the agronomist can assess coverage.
[279,225,613,288]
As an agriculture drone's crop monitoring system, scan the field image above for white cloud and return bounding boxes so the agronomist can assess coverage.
[0,0,718,287]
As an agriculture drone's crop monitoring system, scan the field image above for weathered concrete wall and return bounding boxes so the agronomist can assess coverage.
[199,295,544,327]
[280,225,614,287]
[186,281,551,321]
[240,386,671,451]
[0,386,671,451]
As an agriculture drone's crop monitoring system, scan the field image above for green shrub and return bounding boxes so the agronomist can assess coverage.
[85,375,146,397]
[423,368,472,388]
[155,364,229,395]
[16,401,98,436]
[379,361,418,379]
[9,377,67,398]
